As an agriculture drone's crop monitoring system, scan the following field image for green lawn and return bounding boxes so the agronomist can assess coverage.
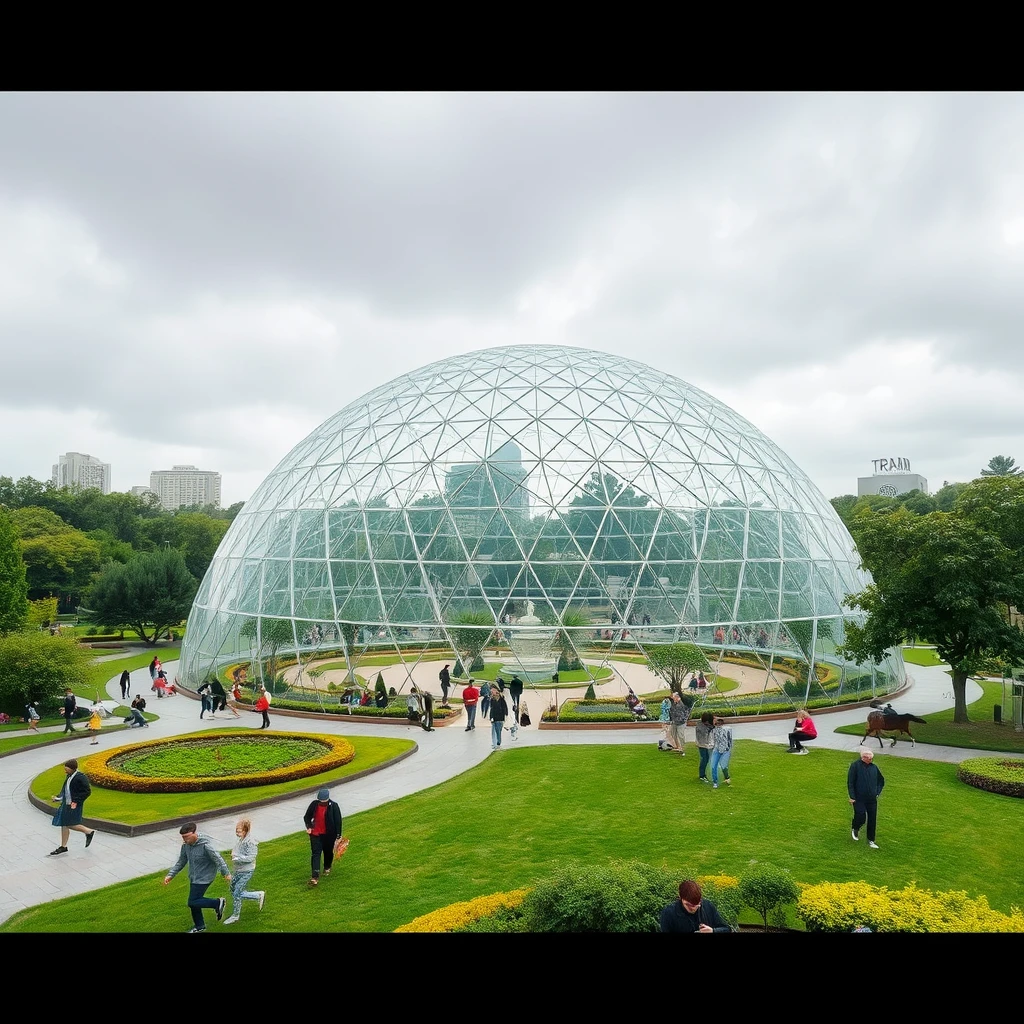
[835,678,1024,753]
[28,732,413,825]
[5,740,1022,932]
[901,646,944,667]
[77,648,182,703]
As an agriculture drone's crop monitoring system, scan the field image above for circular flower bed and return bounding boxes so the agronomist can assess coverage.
[956,756,1024,798]
[80,731,355,793]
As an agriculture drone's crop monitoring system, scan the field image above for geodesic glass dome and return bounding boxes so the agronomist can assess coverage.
[180,344,904,710]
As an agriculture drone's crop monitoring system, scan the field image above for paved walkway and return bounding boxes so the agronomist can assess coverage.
[0,658,1015,926]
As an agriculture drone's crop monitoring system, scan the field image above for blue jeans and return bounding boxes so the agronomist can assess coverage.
[187,881,221,929]
[710,749,731,784]
[698,746,711,779]
[229,870,258,917]
[491,720,503,748]
[466,704,477,728]
[480,695,490,719]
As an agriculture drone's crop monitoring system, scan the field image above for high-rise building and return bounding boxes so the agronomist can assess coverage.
[51,452,111,494]
[149,465,222,510]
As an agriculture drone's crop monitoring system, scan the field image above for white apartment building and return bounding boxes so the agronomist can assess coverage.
[51,452,111,494]
[149,465,222,510]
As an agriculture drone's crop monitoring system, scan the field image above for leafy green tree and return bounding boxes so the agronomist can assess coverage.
[981,455,1022,477]
[9,506,102,607]
[26,596,58,630]
[240,617,295,685]
[0,631,92,715]
[934,480,967,511]
[85,548,198,646]
[450,610,494,673]
[738,864,800,932]
[340,621,364,683]
[646,643,710,694]
[0,508,29,633]
[843,505,1024,722]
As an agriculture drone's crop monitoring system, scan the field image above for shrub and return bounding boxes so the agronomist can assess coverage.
[469,654,486,672]
[519,859,677,933]
[697,874,742,930]
[797,881,1024,933]
[452,659,465,678]
[374,673,387,700]
[738,863,800,931]
[957,757,1024,798]
[395,889,530,933]
[584,683,596,700]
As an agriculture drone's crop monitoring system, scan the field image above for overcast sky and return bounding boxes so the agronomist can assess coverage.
[1,92,1021,507]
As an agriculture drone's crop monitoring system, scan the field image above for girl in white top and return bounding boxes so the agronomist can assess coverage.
[223,818,266,925]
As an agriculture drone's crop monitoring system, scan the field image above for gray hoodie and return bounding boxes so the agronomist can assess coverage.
[167,833,230,885]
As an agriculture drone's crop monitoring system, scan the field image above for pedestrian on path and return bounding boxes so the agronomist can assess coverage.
[49,758,96,855]
[61,689,77,734]
[439,664,451,707]
[25,702,40,732]
[848,749,885,849]
[255,686,271,729]
[489,685,509,751]
[462,679,479,731]
[119,668,130,699]
[87,704,102,744]
[163,822,232,933]
[303,788,342,887]
[224,817,265,925]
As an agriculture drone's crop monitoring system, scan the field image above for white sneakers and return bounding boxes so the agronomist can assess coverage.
[868,841,880,849]
[223,914,240,925]
[852,829,859,841]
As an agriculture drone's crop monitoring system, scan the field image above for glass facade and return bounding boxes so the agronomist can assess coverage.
[180,344,904,708]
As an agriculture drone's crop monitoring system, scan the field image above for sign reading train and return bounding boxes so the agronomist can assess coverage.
[872,457,911,473]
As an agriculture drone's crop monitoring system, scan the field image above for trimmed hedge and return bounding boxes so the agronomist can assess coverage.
[395,889,530,933]
[957,756,1024,798]
[79,731,355,793]
[797,881,1024,933]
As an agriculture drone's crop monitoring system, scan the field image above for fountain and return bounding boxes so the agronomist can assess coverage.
[500,601,558,682]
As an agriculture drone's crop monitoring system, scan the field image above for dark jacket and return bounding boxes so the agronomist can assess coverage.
[439,667,451,687]
[847,759,885,801]
[660,898,730,933]
[63,693,77,717]
[304,799,342,837]
[489,695,509,722]
[509,678,524,697]
[67,770,92,805]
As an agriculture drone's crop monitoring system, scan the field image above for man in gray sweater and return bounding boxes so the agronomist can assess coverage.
[163,821,233,932]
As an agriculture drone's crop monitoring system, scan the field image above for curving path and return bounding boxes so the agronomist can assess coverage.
[0,657,1011,926]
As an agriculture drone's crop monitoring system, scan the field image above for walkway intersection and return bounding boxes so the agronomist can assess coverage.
[0,658,1013,926]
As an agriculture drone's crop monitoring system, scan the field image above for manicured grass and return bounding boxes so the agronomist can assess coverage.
[6,741,1022,932]
[901,646,944,667]
[835,678,1024,753]
[0,711,157,756]
[28,732,413,825]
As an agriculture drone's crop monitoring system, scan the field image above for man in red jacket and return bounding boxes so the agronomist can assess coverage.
[462,679,480,732]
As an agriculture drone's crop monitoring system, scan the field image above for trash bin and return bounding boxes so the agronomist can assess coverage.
[994,704,1002,723]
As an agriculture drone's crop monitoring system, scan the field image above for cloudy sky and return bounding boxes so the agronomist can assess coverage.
[1,92,1021,506]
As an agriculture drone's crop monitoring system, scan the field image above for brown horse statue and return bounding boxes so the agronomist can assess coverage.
[863,710,927,748]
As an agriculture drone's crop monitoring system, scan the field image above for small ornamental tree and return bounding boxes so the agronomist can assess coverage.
[0,631,92,716]
[450,611,494,675]
[85,547,196,645]
[738,864,800,932]
[646,643,711,694]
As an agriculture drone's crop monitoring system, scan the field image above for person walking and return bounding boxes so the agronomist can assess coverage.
[61,689,77,734]
[163,822,232,933]
[25,702,40,732]
[223,817,265,924]
[848,748,885,849]
[509,675,524,718]
[148,657,160,684]
[303,788,342,887]
[657,695,671,750]
[438,664,451,707]
[489,685,509,751]
[479,680,491,720]
[119,668,131,700]
[665,691,689,754]
[49,758,97,855]
[198,680,214,719]
[709,716,733,789]
[787,708,817,753]
[695,712,714,782]
[254,686,271,729]
[462,678,479,731]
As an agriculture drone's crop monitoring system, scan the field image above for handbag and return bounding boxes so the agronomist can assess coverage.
[333,835,350,859]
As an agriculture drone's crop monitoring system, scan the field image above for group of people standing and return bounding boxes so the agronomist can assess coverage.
[657,694,734,789]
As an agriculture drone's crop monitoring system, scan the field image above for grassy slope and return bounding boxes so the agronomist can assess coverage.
[5,740,1022,932]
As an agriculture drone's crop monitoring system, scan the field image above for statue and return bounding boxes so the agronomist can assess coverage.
[526,600,535,619]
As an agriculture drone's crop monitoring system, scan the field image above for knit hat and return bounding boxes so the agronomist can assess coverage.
[317,788,330,801]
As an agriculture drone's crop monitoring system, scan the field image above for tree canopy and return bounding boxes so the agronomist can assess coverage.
[980,455,1022,477]
[842,485,1024,722]
[85,548,198,645]
[0,508,29,633]
[0,631,92,716]
[646,643,710,693]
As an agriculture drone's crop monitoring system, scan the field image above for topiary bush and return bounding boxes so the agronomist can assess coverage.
[518,859,677,932]
[738,863,801,931]
[584,682,596,700]
[957,756,1024,798]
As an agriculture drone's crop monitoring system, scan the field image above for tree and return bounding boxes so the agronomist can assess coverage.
[843,506,1024,723]
[340,621,364,683]
[738,864,800,932]
[26,596,58,630]
[85,548,198,646]
[980,456,1022,477]
[0,631,92,715]
[10,506,102,608]
[449,610,494,672]
[0,508,29,633]
[646,643,711,694]
[240,617,295,686]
